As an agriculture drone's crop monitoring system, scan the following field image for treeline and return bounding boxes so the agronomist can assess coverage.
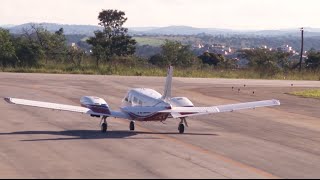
[1,9,320,78]
[0,25,85,67]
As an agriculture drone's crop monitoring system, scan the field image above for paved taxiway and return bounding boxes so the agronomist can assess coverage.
[0,73,320,178]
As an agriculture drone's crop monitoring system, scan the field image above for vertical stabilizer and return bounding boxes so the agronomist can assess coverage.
[161,66,173,100]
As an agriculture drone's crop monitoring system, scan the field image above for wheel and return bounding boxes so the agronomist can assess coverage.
[130,121,135,131]
[178,124,185,134]
[101,123,107,133]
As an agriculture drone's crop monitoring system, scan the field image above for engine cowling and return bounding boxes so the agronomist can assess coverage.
[170,97,194,107]
[80,96,111,115]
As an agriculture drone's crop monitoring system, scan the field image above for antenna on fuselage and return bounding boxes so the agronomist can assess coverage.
[161,66,173,101]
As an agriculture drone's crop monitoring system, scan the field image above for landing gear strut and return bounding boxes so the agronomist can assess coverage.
[101,116,108,133]
[130,121,135,131]
[178,118,189,134]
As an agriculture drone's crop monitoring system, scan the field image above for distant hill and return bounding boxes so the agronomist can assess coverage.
[138,26,320,37]
[5,23,143,36]
[0,24,15,28]
[251,29,320,37]
[3,23,320,37]
[7,23,102,36]
[138,26,237,35]
[129,27,159,32]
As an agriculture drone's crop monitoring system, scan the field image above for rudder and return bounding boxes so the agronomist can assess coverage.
[161,66,173,100]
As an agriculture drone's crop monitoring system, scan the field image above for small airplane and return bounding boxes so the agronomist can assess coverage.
[4,66,280,134]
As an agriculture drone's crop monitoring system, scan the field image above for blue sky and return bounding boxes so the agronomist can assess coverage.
[1,0,319,30]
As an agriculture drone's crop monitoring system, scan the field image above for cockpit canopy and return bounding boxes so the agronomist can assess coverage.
[122,88,164,107]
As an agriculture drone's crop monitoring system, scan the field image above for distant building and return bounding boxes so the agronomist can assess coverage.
[279,44,297,54]
[71,43,78,50]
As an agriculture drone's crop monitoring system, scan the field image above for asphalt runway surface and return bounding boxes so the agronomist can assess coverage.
[0,73,320,178]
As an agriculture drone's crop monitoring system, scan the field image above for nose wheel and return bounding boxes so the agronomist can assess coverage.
[130,121,135,131]
[101,116,108,133]
[101,122,108,133]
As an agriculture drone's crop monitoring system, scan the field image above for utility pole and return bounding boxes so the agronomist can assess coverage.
[299,27,304,72]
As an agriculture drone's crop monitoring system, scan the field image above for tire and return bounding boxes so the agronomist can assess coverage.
[178,124,185,134]
[101,123,107,133]
[130,121,135,131]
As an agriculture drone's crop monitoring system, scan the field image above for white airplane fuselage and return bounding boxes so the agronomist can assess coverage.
[119,88,194,122]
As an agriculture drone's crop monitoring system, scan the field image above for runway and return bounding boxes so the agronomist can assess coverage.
[0,72,320,178]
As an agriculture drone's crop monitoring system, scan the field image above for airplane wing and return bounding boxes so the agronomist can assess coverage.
[4,97,130,119]
[161,99,280,118]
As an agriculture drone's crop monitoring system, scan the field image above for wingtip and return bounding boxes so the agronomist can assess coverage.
[4,97,13,104]
[273,99,281,105]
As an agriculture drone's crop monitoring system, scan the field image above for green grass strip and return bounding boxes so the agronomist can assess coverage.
[290,89,320,99]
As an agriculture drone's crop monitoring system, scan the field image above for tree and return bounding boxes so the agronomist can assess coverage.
[238,48,286,76]
[306,49,320,71]
[149,54,164,67]
[67,45,85,67]
[13,36,44,67]
[51,28,68,62]
[22,25,67,64]
[218,58,238,69]
[0,28,16,67]
[198,52,238,69]
[198,52,225,66]
[87,31,107,67]
[161,40,180,65]
[87,9,136,66]
[149,40,198,68]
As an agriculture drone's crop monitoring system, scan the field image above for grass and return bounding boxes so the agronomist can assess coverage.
[134,37,165,47]
[290,89,320,99]
[133,35,203,47]
[1,64,320,81]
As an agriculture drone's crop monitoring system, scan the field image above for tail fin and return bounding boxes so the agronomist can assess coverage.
[161,66,173,100]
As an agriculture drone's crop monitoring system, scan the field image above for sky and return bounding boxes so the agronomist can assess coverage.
[1,0,320,30]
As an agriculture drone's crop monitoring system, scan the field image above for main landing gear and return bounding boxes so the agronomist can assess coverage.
[178,117,189,134]
[101,116,108,133]
[100,116,135,133]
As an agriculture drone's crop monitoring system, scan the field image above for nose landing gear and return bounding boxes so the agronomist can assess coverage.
[101,116,108,133]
